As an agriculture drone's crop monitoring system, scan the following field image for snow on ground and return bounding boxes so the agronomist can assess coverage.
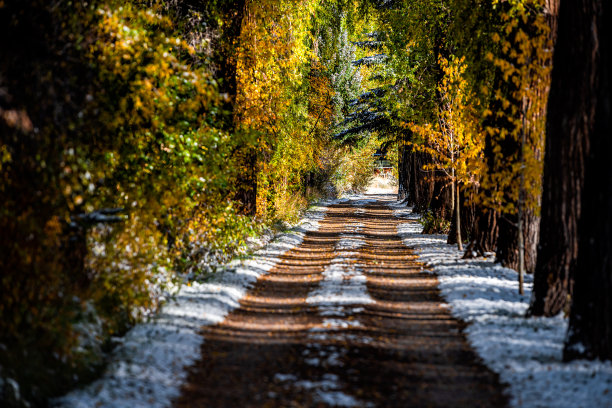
[273,373,362,407]
[392,202,612,408]
[55,204,331,408]
[306,215,373,318]
[287,204,374,408]
[365,175,398,195]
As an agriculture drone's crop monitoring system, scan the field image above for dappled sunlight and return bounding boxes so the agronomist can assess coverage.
[4,0,607,406]
[175,198,507,407]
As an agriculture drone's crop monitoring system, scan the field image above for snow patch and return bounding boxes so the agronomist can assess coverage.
[392,202,612,408]
[343,222,365,234]
[306,254,373,307]
[336,236,366,250]
[274,372,369,407]
[351,198,376,207]
[55,202,331,408]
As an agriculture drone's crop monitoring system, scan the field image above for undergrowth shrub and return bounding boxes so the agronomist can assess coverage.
[174,202,260,277]
[333,137,379,195]
[0,1,256,405]
[420,210,451,234]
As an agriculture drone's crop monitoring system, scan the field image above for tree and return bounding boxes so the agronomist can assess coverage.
[0,1,261,402]
[477,1,553,285]
[410,56,483,250]
[558,0,611,361]
[528,0,588,318]
[234,0,321,220]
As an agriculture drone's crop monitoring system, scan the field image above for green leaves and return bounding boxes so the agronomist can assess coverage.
[0,2,260,399]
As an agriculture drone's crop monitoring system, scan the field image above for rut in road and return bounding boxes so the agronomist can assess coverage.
[175,196,508,407]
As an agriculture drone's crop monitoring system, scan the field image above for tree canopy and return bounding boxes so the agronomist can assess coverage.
[1,0,610,405]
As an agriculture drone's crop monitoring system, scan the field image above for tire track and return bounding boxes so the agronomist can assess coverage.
[175,196,507,407]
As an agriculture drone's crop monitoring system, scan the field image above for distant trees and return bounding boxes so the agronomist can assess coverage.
[363,0,553,266]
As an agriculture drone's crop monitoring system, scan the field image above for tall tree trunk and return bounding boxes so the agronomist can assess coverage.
[562,0,611,361]
[407,150,419,207]
[464,131,498,256]
[397,142,406,201]
[529,0,587,317]
[496,212,540,273]
[517,189,525,295]
[412,152,435,214]
[212,0,247,128]
[455,182,463,251]
[428,169,452,221]
[448,183,476,247]
[234,148,258,216]
[230,1,257,215]
[397,132,411,201]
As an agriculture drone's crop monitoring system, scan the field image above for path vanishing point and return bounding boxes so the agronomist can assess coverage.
[175,194,508,407]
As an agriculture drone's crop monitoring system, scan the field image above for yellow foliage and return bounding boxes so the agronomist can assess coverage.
[479,0,551,215]
[410,56,484,189]
[234,0,324,221]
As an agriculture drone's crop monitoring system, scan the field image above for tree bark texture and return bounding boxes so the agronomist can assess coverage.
[463,205,498,258]
[407,150,419,207]
[562,0,612,361]
[529,0,588,317]
[397,135,411,201]
[428,170,452,220]
[411,152,436,214]
[496,211,539,274]
[448,186,476,246]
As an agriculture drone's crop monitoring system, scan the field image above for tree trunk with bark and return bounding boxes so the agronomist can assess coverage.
[463,205,498,258]
[455,182,463,250]
[397,133,411,202]
[449,185,477,247]
[407,150,419,207]
[529,0,589,317]
[229,1,258,216]
[428,170,452,220]
[412,152,436,214]
[464,124,499,257]
[562,0,612,361]
[496,212,540,273]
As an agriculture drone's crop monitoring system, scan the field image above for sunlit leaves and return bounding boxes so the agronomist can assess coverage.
[1,1,260,385]
[409,56,484,187]
[479,0,551,215]
[235,0,322,220]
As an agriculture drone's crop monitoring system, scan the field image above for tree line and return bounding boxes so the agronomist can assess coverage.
[340,0,610,362]
[0,0,384,405]
[0,0,610,406]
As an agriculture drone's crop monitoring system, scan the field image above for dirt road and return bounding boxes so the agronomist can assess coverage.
[175,196,507,407]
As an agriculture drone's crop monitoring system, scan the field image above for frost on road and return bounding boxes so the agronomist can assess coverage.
[57,192,612,408]
[174,195,506,408]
